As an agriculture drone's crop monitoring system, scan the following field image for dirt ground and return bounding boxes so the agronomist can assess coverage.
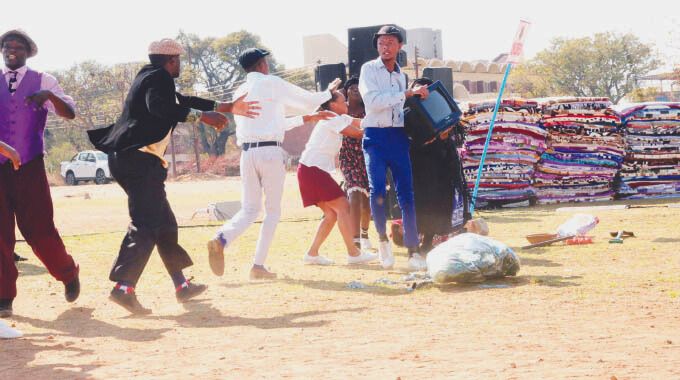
[2,175,680,379]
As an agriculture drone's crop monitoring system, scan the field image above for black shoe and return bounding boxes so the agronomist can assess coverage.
[0,299,13,318]
[109,289,152,315]
[176,281,207,303]
[64,276,80,303]
[13,253,27,262]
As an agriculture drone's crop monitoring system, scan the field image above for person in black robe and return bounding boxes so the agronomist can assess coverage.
[406,78,471,252]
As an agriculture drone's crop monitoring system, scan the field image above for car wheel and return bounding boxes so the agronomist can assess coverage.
[65,171,78,186]
[95,169,107,185]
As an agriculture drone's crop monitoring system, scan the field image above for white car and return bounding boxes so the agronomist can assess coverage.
[60,150,112,185]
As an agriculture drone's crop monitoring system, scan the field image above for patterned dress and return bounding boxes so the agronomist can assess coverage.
[339,111,369,196]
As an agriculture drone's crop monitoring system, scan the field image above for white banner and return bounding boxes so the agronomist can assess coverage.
[507,20,531,63]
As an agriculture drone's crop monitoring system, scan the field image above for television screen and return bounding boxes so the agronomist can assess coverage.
[421,89,453,123]
[403,80,462,147]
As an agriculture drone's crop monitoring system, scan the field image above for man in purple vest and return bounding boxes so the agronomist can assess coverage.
[0,29,80,318]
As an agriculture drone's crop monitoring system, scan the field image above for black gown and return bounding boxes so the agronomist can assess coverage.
[410,136,469,239]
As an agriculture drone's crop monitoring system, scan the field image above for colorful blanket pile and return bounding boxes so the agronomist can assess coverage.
[534,98,624,204]
[613,103,680,199]
[462,101,545,208]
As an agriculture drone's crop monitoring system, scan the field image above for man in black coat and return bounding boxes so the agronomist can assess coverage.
[88,38,259,314]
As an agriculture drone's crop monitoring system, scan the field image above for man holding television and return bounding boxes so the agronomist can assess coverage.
[358,25,429,270]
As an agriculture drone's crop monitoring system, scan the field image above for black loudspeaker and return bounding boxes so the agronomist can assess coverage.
[422,67,453,97]
[348,24,407,77]
[397,50,408,68]
[315,63,347,92]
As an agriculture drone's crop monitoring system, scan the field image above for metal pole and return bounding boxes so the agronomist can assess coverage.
[414,46,420,79]
[170,130,177,178]
[192,124,201,173]
[469,62,513,214]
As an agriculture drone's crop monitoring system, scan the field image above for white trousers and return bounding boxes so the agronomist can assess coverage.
[217,146,286,265]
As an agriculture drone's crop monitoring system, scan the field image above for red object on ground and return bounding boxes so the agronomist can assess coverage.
[565,236,594,245]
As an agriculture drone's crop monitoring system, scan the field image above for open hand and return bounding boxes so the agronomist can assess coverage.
[327,78,342,92]
[25,90,52,108]
[230,93,261,118]
[200,111,228,131]
[411,85,429,99]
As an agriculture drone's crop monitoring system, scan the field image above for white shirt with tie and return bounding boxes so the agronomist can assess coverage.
[217,71,331,266]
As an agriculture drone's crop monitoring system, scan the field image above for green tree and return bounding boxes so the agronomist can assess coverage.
[44,61,144,173]
[512,32,660,104]
[177,30,273,156]
[177,30,314,156]
[508,62,556,98]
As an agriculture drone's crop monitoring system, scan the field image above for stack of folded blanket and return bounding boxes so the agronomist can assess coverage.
[613,102,680,199]
[463,100,545,208]
[538,97,612,113]
[534,98,624,204]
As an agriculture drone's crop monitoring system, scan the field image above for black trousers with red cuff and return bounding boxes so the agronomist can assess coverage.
[107,150,192,286]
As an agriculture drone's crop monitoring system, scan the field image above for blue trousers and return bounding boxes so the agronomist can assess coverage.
[362,127,419,248]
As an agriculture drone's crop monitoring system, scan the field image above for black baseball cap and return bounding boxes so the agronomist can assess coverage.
[372,25,404,48]
[238,48,270,70]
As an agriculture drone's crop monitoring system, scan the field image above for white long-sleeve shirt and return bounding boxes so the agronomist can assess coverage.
[232,71,331,145]
[358,57,406,128]
[2,65,76,113]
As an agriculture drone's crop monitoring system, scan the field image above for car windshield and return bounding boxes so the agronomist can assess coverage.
[96,152,108,160]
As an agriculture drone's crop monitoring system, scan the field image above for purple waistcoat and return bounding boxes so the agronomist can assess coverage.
[0,69,48,165]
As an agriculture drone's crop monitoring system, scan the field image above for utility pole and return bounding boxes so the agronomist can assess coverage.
[315,59,322,91]
[192,123,201,173]
[414,46,420,79]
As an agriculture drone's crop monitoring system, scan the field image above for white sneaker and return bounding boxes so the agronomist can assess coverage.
[378,240,395,269]
[360,238,373,251]
[0,321,22,339]
[303,254,334,266]
[347,250,378,265]
[408,253,428,271]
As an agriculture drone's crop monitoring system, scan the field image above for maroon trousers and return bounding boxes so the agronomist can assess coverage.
[0,157,79,300]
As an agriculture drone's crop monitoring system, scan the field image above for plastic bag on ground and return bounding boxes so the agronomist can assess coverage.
[556,214,599,237]
[0,320,22,339]
[426,233,520,284]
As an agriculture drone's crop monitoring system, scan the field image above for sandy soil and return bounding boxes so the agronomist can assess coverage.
[2,175,680,379]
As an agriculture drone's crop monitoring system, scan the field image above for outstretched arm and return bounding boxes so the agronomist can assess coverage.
[215,93,261,118]
[25,72,75,119]
[275,76,332,111]
[284,110,336,131]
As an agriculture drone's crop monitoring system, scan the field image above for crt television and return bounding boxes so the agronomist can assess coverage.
[404,80,462,147]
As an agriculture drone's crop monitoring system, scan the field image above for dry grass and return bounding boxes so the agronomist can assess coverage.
[2,175,680,379]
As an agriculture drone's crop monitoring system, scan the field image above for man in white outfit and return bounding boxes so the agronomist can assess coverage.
[207,48,335,280]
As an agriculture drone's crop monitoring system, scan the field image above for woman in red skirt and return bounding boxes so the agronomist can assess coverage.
[297,90,377,265]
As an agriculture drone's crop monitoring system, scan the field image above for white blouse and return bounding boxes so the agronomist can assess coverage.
[299,114,353,173]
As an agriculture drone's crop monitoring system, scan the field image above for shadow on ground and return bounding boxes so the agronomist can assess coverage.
[150,300,366,330]
[0,338,98,380]
[14,307,170,342]
[17,262,48,277]
[518,257,563,268]
[652,237,680,243]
